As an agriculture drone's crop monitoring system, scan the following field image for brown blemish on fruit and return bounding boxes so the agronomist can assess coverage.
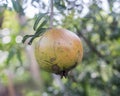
[66,55,68,57]
[52,64,60,73]
[57,42,60,45]
[50,57,56,62]
[60,50,64,52]
[69,42,72,45]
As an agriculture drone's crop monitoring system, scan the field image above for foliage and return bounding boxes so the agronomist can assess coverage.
[0,0,120,96]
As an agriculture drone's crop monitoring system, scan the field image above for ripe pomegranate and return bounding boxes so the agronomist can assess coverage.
[35,28,83,77]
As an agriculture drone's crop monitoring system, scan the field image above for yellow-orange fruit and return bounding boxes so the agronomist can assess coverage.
[35,28,83,77]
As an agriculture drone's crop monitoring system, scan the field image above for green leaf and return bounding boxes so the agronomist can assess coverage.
[11,0,24,14]
[23,13,48,45]
[22,35,33,43]
[36,18,48,32]
[54,0,60,4]
[6,47,16,64]
[28,28,47,45]
[55,4,66,12]
[33,13,47,31]
[54,0,66,12]
[16,49,23,65]
[35,28,47,36]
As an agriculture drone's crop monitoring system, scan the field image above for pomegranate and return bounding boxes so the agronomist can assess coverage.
[35,28,83,77]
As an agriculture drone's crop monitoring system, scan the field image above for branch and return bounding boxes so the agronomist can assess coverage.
[76,27,110,64]
[50,0,53,28]
[6,70,16,96]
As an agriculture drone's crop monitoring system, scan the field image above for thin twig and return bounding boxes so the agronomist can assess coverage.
[6,70,16,96]
[50,0,53,28]
[75,26,110,64]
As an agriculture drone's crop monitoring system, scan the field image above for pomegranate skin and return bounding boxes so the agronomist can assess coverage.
[35,28,83,77]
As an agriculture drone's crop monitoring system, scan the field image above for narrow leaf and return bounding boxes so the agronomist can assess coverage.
[35,28,47,36]
[36,18,48,32]
[54,0,60,3]
[33,13,47,31]
[22,35,33,43]
[6,48,16,64]
[55,4,66,12]
[11,0,24,14]
[28,28,47,45]
[16,49,23,65]
[54,0,66,12]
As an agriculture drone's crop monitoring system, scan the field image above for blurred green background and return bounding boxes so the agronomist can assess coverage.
[0,0,120,96]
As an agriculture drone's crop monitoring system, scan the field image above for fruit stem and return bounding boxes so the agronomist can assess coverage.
[50,0,53,28]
